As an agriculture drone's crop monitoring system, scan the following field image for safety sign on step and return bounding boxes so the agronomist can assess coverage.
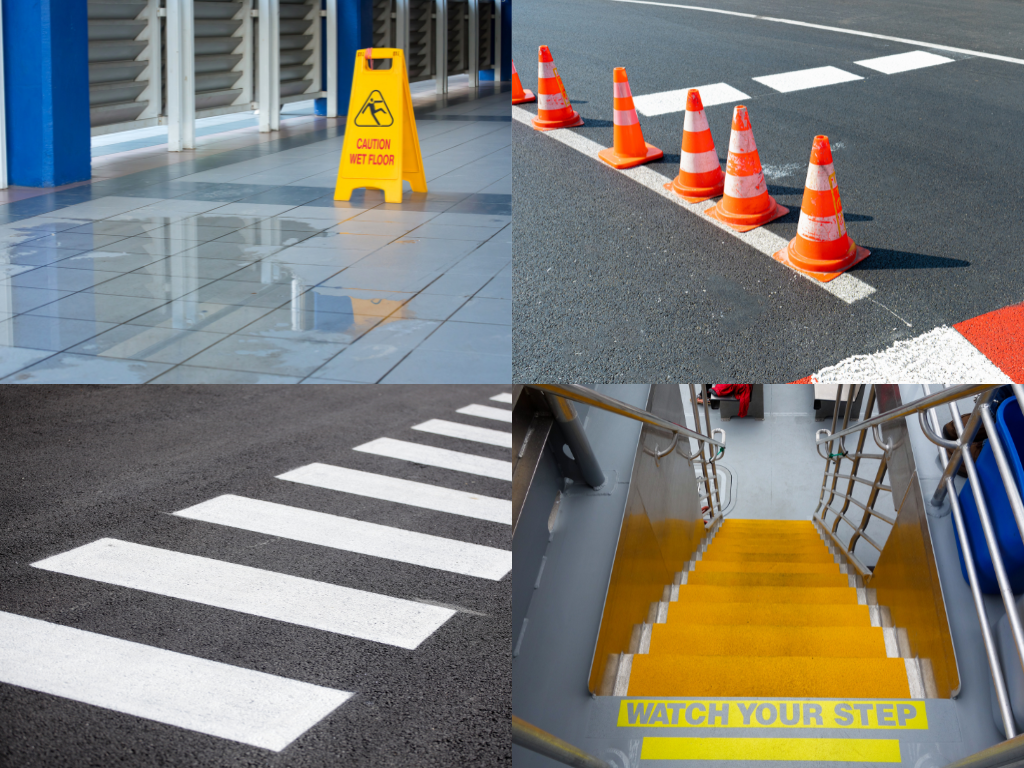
[334,48,427,204]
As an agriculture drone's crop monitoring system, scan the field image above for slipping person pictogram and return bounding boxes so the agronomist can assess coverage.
[355,90,394,127]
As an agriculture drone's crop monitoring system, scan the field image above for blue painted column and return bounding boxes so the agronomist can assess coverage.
[2,0,92,187]
[500,0,511,81]
[316,0,374,117]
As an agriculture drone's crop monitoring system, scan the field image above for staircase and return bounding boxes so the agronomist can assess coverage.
[623,519,923,699]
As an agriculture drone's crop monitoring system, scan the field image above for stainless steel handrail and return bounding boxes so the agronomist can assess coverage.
[512,714,612,768]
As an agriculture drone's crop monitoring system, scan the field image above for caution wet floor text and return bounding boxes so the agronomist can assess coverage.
[334,48,426,204]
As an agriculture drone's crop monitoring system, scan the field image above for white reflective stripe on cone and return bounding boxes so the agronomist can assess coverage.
[613,82,632,98]
[804,162,837,191]
[513,61,519,76]
[683,108,710,134]
[728,128,758,155]
[681,149,721,174]
[798,212,846,241]
[539,61,556,79]
[724,171,767,198]
[537,92,567,111]
[613,109,639,126]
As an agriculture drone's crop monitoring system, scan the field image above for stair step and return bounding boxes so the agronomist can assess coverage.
[666,601,873,627]
[721,520,815,529]
[648,625,889,658]
[710,541,830,554]
[675,585,857,605]
[712,535,825,546]
[628,655,911,698]
[702,549,835,564]
[693,560,840,574]
[686,571,849,588]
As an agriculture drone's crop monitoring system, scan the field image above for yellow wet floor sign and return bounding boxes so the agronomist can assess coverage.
[334,48,427,204]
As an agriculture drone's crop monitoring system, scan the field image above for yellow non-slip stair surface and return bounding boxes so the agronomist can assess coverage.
[628,520,911,698]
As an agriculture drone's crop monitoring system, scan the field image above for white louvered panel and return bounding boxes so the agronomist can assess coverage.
[279,0,321,103]
[446,0,466,77]
[193,0,251,115]
[372,0,394,47]
[406,0,433,82]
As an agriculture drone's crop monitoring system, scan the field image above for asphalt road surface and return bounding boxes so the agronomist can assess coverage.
[0,385,510,767]
[512,0,1024,381]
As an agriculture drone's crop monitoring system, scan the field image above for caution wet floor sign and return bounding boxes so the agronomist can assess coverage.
[334,48,427,204]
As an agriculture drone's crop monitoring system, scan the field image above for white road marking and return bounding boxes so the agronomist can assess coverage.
[606,0,1024,66]
[490,392,514,404]
[753,65,863,93]
[32,539,455,649]
[174,495,511,580]
[855,50,955,74]
[806,325,1010,383]
[632,82,750,116]
[353,438,512,481]
[412,419,512,448]
[456,404,515,422]
[513,106,875,304]
[0,611,351,752]
[277,464,511,525]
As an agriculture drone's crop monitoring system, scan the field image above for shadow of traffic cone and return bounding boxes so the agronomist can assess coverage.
[598,68,663,169]
[705,105,788,232]
[665,89,724,202]
[512,60,535,105]
[532,46,584,131]
[772,135,870,281]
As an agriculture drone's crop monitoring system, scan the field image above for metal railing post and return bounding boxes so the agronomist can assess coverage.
[435,0,448,94]
[467,0,479,87]
[512,715,612,768]
[690,384,716,518]
[167,0,196,151]
[545,395,606,490]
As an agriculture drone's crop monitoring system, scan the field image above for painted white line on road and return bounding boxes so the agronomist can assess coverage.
[513,106,875,304]
[855,50,955,74]
[633,82,749,116]
[457,404,514,422]
[278,464,511,525]
[413,419,512,448]
[490,392,514,404]
[174,495,511,580]
[753,65,863,93]
[354,438,512,481]
[807,326,1010,383]
[0,611,351,752]
[33,539,455,649]
[606,0,1024,66]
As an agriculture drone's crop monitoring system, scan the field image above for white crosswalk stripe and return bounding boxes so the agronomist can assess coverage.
[412,419,512,448]
[490,393,514,404]
[855,50,954,74]
[0,611,351,752]
[278,463,512,524]
[33,539,456,649]
[174,495,511,580]
[456,403,513,422]
[354,437,512,481]
[753,65,863,93]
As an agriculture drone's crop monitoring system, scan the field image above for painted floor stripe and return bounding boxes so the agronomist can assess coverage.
[855,50,955,74]
[0,611,351,752]
[174,495,511,580]
[513,106,875,305]
[633,82,750,116]
[354,437,512,481]
[753,65,864,93]
[32,539,455,649]
[490,392,514,404]
[804,325,1010,383]
[457,403,514,422]
[953,301,1024,381]
[413,419,513,448]
[277,464,511,525]
[606,0,1024,67]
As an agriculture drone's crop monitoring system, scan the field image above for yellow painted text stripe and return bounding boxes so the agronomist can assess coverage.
[641,737,901,762]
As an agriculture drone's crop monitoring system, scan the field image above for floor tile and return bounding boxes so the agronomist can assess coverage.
[405,222,504,242]
[318,265,442,293]
[380,348,509,383]
[0,314,116,352]
[89,271,217,300]
[391,292,469,321]
[148,366,303,384]
[419,320,511,354]
[126,300,274,335]
[0,346,58,378]
[68,324,228,364]
[214,229,317,247]
[419,270,495,297]
[0,352,173,383]
[107,236,199,257]
[26,293,169,324]
[141,224,242,242]
[28,232,132,251]
[235,307,383,345]
[449,297,511,325]
[3,287,77,315]
[55,250,167,274]
[291,231,393,251]
[183,334,346,377]
[182,278,297,309]
[6,266,117,292]
[312,319,440,382]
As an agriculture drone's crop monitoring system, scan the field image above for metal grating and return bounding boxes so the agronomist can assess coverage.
[88,0,160,130]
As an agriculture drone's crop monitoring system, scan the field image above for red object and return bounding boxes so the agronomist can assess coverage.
[954,301,1024,381]
[712,384,752,418]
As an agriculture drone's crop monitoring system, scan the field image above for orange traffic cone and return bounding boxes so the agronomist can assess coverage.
[705,105,788,232]
[772,135,869,281]
[665,89,724,202]
[598,68,662,169]
[512,60,535,105]
[532,46,583,131]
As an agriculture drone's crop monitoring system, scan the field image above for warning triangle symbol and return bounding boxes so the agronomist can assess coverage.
[354,90,394,127]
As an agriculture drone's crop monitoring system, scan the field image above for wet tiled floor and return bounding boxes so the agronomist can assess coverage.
[0,84,510,383]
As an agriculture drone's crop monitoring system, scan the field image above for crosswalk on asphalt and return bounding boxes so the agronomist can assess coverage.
[0,392,513,753]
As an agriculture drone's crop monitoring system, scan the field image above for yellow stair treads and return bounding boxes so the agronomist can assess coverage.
[628,656,912,698]
[675,585,857,605]
[694,560,840,575]
[640,736,901,763]
[710,541,832,554]
[666,602,873,627]
[686,571,849,588]
[702,550,835,564]
[648,625,889,658]
[719,522,817,533]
